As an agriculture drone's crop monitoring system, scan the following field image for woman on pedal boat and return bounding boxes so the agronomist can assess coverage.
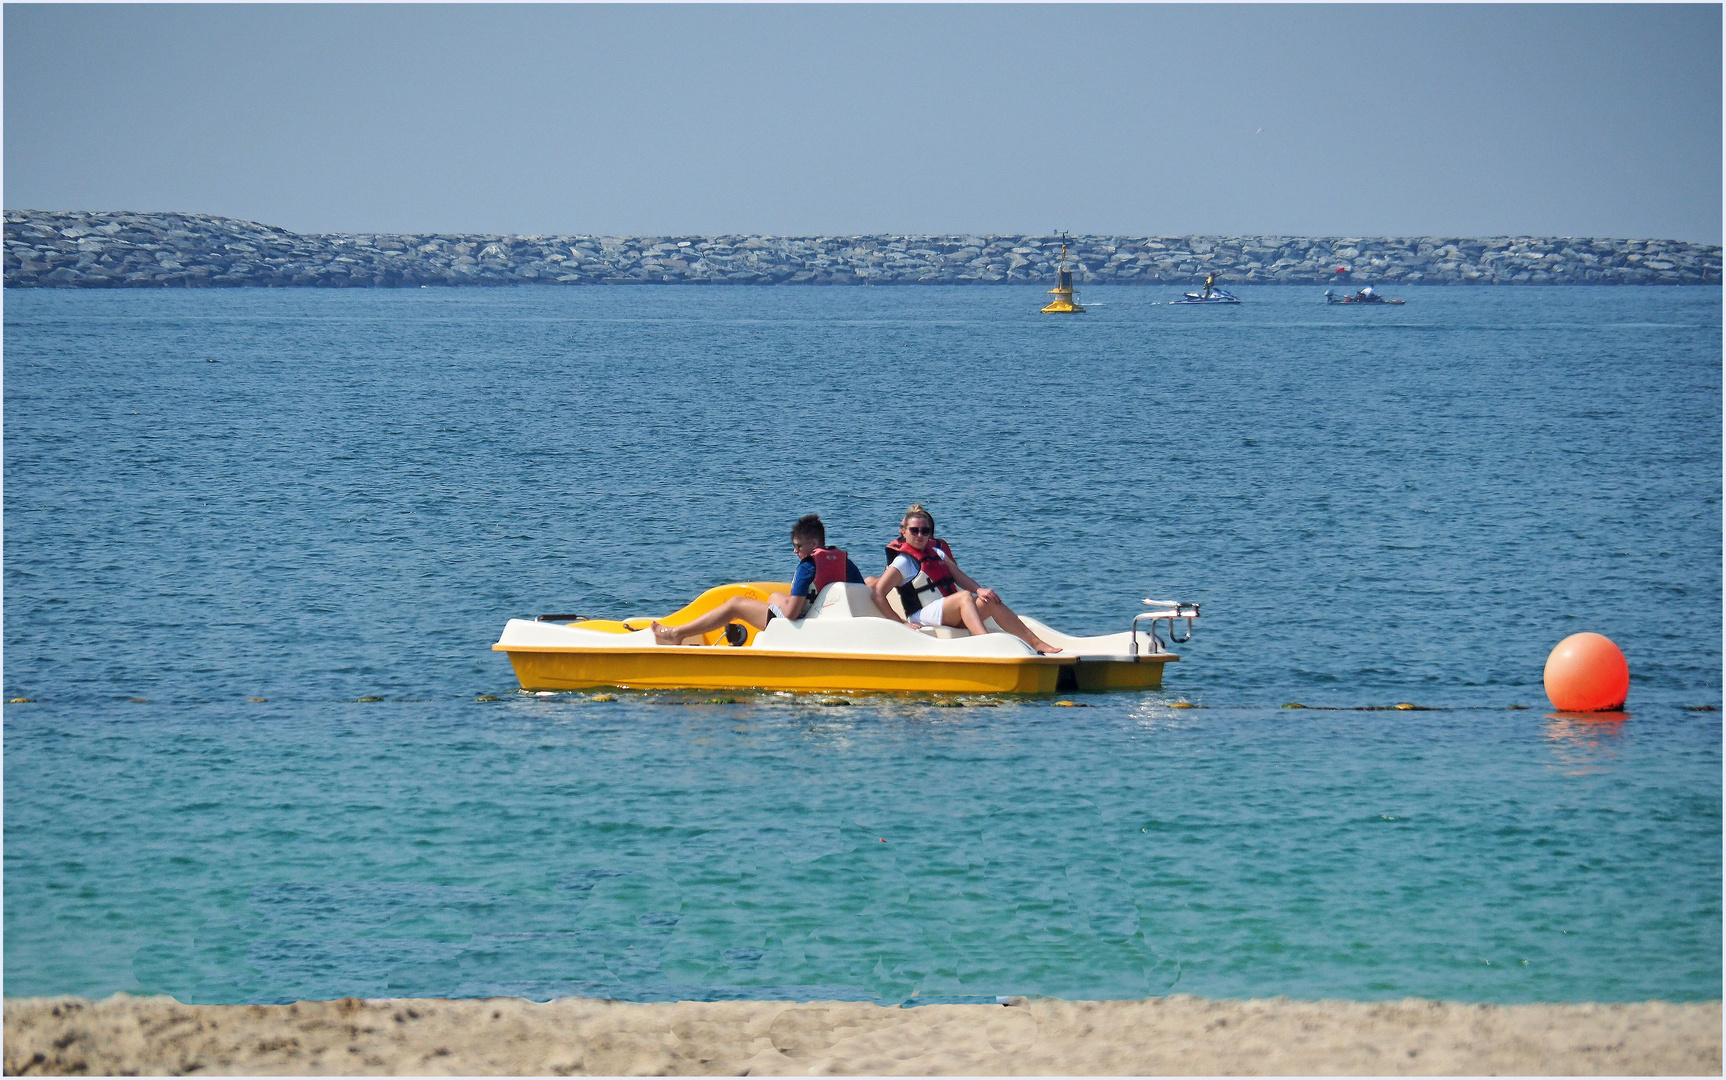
[872,503,1060,655]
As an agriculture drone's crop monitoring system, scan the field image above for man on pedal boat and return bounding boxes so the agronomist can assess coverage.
[652,515,879,645]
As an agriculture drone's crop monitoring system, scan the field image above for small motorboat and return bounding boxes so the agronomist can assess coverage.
[1172,287,1241,305]
[1325,287,1404,305]
[494,583,1198,695]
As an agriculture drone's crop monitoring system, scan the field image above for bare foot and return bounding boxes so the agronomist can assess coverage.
[651,621,687,646]
[1033,642,1063,655]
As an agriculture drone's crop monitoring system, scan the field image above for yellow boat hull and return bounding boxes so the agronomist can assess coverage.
[496,645,1066,694]
[1070,656,1168,691]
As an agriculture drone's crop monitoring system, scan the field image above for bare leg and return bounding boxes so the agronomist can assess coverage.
[653,596,771,646]
[976,593,1061,654]
[939,591,992,637]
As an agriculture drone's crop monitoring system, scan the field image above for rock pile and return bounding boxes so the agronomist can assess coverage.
[6,210,1719,288]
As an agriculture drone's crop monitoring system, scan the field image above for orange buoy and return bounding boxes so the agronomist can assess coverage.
[1543,633,1629,712]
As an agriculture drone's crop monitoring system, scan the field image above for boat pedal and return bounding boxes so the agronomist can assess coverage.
[723,621,749,646]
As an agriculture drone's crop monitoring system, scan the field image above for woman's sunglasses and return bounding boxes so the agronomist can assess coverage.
[904,525,932,536]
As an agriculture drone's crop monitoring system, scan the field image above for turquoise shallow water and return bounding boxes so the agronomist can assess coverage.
[4,284,1720,1004]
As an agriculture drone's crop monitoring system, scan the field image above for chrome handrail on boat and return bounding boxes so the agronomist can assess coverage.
[1129,600,1200,657]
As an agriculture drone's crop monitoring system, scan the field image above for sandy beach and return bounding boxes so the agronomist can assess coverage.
[4,993,1718,1076]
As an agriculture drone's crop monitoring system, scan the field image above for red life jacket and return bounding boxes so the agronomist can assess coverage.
[884,538,958,615]
[801,547,851,599]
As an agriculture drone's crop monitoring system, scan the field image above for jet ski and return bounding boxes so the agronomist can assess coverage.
[1325,287,1404,305]
[1172,287,1241,304]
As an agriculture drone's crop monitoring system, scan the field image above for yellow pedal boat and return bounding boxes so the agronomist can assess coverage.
[493,582,1197,695]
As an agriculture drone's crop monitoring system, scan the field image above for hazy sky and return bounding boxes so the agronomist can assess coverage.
[6,4,1721,242]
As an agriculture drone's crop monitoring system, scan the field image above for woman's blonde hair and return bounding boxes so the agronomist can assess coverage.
[901,502,935,534]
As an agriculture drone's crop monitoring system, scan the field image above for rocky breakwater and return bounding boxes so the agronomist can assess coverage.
[6,210,1719,287]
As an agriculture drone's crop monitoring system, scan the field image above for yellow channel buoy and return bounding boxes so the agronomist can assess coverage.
[1543,633,1629,712]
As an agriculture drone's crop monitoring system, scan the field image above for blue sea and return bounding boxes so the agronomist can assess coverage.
[4,284,1720,1007]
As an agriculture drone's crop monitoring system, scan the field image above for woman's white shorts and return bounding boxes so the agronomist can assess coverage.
[907,595,947,628]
